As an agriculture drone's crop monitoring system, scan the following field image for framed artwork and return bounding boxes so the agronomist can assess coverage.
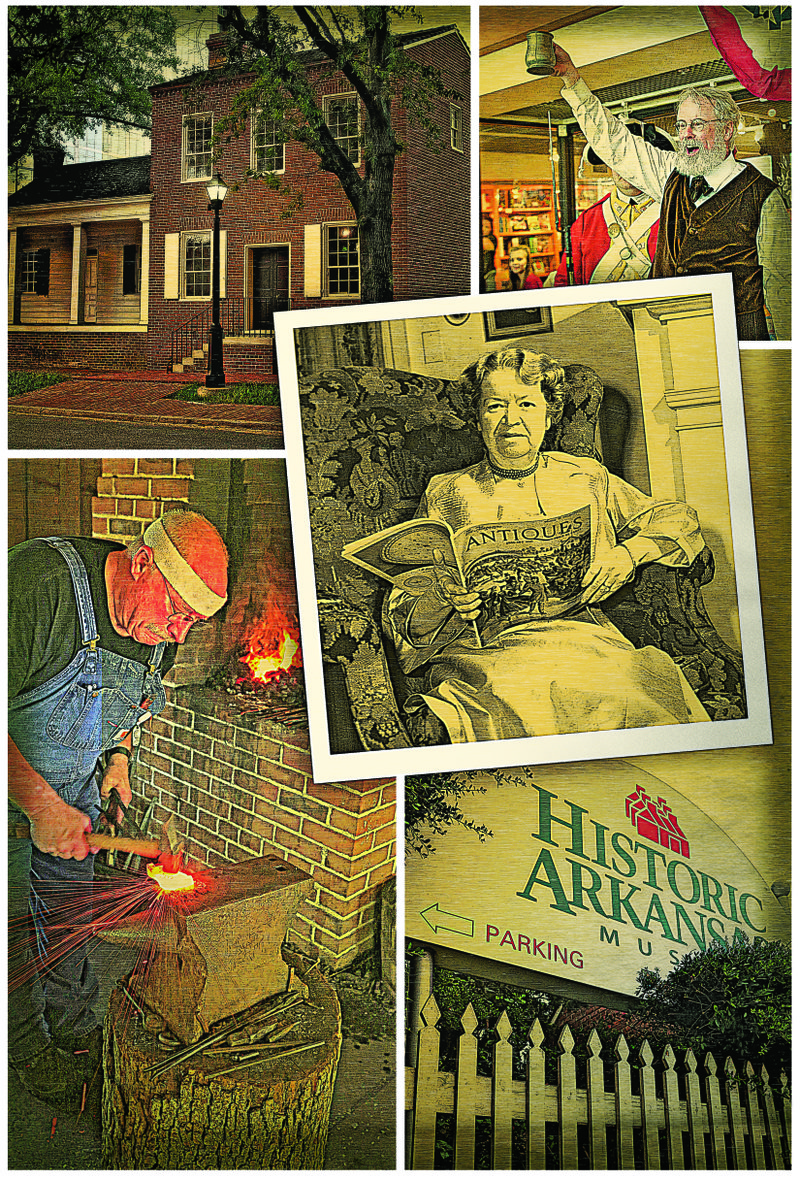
[483,306,553,339]
[275,279,771,785]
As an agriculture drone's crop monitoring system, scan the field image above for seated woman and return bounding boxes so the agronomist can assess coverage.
[384,347,710,743]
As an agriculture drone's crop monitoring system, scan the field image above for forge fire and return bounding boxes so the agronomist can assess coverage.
[210,601,306,724]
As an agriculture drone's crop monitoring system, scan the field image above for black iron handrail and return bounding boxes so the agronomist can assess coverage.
[169,296,289,369]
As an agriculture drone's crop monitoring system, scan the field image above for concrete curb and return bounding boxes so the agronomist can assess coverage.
[9,404,284,436]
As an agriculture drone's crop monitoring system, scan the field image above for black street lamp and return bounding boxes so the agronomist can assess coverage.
[205,172,228,387]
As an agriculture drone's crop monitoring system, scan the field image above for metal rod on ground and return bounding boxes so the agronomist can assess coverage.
[206,1041,325,1079]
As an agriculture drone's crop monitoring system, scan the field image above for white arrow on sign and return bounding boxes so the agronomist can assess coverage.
[420,903,474,938]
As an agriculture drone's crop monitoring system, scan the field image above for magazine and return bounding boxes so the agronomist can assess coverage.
[342,506,592,644]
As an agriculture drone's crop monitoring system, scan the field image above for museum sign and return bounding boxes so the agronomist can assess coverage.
[406,759,790,997]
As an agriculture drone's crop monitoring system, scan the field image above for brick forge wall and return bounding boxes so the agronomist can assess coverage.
[137,696,396,968]
[90,457,397,969]
[9,331,148,371]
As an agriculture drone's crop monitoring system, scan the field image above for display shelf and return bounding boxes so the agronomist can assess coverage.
[481,181,561,285]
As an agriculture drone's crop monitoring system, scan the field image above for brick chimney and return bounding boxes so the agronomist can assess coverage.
[206,31,230,69]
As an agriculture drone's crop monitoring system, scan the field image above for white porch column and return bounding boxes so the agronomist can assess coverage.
[139,216,150,325]
[616,294,739,649]
[69,223,85,324]
[8,228,18,325]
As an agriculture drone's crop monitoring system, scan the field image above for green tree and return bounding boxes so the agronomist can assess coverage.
[636,935,791,1085]
[212,6,462,303]
[8,6,179,166]
[405,771,492,857]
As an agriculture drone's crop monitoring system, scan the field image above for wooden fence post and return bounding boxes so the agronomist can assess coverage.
[724,1056,747,1167]
[662,1044,683,1166]
[411,992,441,1170]
[492,1009,513,1169]
[761,1065,785,1167]
[780,1072,791,1157]
[586,1029,607,1168]
[615,1034,635,1170]
[638,1040,660,1169]
[527,1019,547,1170]
[683,1049,706,1167]
[744,1061,766,1168]
[454,1002,478,1170]
[704,1052,727,1167]
[558,1025,579,1169]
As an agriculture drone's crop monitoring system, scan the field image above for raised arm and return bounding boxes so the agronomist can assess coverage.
[552,43,677,201]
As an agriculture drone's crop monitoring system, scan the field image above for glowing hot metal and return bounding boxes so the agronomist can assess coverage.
[147,864,195,893]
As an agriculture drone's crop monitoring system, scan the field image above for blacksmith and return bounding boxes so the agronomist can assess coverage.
[8,510,228,1109]
[552,42,790,341]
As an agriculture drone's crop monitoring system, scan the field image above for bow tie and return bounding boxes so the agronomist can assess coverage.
[690,176,713,202]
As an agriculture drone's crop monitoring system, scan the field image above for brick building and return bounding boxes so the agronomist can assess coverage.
[10,457,395,969]
[8,24,470,375]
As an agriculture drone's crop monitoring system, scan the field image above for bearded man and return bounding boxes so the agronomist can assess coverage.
[552,42,790,341]
[8,510,228,1111]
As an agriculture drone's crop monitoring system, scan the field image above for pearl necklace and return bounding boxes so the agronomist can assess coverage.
[488,454,540,480]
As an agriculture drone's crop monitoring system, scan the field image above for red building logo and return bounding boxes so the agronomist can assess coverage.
[625,785,690,859]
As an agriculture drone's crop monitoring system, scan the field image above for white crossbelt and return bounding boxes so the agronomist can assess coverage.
[590,197,661,283]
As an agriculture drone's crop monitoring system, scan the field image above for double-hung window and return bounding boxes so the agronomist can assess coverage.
[21,248,49,295]
[182,114,213,181]
[324,94,360,164]
[253,115,285,174]
[326,224,359,296]
[450,104,464,153]
[183,232,212,298]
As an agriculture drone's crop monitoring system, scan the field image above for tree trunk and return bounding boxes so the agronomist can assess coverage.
[358,129,397,304]
[102,962,341,1169]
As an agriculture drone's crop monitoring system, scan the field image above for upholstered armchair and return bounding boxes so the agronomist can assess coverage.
[298,365,746,753]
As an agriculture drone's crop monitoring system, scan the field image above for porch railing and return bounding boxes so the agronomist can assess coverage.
[169,297,289,369]
[406,996,791,1169]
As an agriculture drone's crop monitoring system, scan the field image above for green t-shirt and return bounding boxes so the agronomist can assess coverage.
[9,537,176,702]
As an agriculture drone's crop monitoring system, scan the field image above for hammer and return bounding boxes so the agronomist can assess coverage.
[11,815,185,873]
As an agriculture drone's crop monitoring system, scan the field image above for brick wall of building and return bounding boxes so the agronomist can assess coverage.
[147,29,470,368]
[91,457,396,968]
[9,331,148,371]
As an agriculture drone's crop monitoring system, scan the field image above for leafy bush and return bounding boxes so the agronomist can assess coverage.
[405,771,492,857]
[636,934,790,1085]
[171,382,279,405]
[9,371,66,397]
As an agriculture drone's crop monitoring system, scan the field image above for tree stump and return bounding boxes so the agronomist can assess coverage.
[101,958,341,1169]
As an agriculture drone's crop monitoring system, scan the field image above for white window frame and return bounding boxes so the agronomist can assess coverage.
[324,222,360,298]
[450,104,464,153]
[21,250,38,294]
[182,113,214,182]
[252,114,285,175]
[324,93,361,165]
[181,230,212,299]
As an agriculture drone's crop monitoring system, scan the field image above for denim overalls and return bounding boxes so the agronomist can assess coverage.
[8,538,166,1059]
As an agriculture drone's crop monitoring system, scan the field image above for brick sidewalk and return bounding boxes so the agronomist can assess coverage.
[9,373,283,435]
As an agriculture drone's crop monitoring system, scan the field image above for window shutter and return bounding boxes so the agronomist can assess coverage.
[218,230,226,299]
[35,248,50,296]
[164,233,180,298]
[122,244,138,295]
[304,224,322,297]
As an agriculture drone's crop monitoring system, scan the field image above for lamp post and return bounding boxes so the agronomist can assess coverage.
[205,172,228,387]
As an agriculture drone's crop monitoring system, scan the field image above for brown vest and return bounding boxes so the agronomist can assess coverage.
[653,162,777,341]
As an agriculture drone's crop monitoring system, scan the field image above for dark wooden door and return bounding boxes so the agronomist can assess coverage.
[252,247,289,331]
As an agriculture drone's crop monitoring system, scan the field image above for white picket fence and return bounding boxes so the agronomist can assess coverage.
[406,995,790,1169]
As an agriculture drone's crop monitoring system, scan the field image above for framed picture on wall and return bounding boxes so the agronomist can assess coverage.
[483,307,553,339]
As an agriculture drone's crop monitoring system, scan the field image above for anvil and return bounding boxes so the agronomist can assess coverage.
[107,854,313,1044]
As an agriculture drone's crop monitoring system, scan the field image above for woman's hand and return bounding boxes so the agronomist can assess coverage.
[432,550,483,620]
[552,43,581,87]
[580,545,636,605]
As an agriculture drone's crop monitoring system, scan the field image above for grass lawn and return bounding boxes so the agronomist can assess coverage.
[171,381,280,406]
[9,371,68,397]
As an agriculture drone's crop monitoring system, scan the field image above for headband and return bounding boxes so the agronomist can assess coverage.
[143,518,227,617]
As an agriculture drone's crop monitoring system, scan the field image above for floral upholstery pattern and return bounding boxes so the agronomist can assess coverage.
[297,365,746,752]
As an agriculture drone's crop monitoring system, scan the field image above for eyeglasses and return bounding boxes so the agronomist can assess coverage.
[675,118,723,134]
[160,569,206,627]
